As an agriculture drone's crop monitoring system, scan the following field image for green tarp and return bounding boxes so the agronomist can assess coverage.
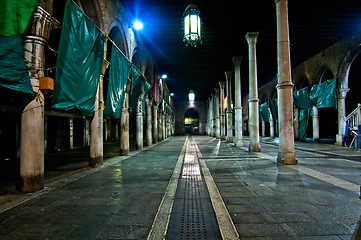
[0,36,34,94]
[52,0,104,116]
[260,102,270,122]
[293,87,313,110]
[309,78,336,108]
[0,0,39,36]
[104,45,129,119]
[269,98,278,121]
[0,0,38,94]
[129,65,145,110]
[299,109,312,142]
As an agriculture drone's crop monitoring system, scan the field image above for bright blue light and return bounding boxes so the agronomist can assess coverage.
[161,74,168,79]
[133,20,143,30]
[170,93,174,96]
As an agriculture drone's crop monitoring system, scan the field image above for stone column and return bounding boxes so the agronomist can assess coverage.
[69,118,74,149]
[269,108,275,139]
[209,96,214,137]
[145,97,153,146]
[136,90,145,150]
[275,0,297,164]
[159,105,163,141]
[211,93,216,137]
[245,32,261,152]
[312,106,319,142]
[219,82,226,140]
[120,93,130,156]
[294,107,299,140]
[90,59,108,167]
[233,56,243,146]
[84,119,90,146]
[153,102,159,143]
[261,121,266,137]
[336,88,349,146]
[214,88,221,139]
[225,71,234,143]
[21,6,59,192]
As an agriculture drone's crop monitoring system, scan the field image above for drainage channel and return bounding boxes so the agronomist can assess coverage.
[166,138,221,240]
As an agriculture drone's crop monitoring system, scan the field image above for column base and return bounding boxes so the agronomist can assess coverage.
[336,134,344,146]
[226,137,233,143]
[120,149,130,156]
[249,143,261,152]
[20,174,44,193]
[90,156,103,168]
[235,140,243,147]
[277,151,297,165]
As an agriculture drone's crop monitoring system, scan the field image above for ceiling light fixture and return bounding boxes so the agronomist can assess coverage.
[183,4,202,47]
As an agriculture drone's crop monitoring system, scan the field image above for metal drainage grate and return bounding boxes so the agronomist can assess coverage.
[166,140,221,240]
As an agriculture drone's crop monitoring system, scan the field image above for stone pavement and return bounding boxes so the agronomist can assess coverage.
[0,135,361,239]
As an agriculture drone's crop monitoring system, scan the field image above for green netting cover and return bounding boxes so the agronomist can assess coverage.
[293,87,313,110]
[260,102,270,122]
[142,81,152,113]
[0,36,34,94]
[0,0,39,36]
[104,45,130,119]
[52,0,104,116]
[299,108,312,142]
[269,99,278,121]
[129,65,145,110]
[309,78,337,108]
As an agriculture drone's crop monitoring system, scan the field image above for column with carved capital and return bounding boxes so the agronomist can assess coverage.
[336,88,349,145]
[136,90,146,150]
[21,6,60,192]
[219,82,226,140]
[145,96,153,146]
[275,0,297,164]
[120,92,130,156]
[214,88,221,139]
[245,32,261,152]
[233,56,244,146]
[225,71,234,143]
[152,102,159,143]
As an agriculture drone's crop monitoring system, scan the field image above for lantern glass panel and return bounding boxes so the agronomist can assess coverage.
[184,15,189,37]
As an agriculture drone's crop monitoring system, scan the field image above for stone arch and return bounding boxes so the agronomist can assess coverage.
[108,23,129,57]
[295,76,310,90]
[313,64,335,84]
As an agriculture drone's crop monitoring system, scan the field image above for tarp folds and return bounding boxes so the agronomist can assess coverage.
[0,36,34,94]
[0,0,38,94]
[52,0,104,116]
[0,0,39,36]
[260,102,270,122]
[104,45,129,119]
[299,109,312,142]
[269,99,278,121]
[129,65,145,110]
[293,87,313,110]
[309,78,336,108]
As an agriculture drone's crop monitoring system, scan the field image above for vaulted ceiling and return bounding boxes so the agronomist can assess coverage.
[123,0,361,101]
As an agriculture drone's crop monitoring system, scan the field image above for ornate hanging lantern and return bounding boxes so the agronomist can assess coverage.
[188,90,195,101]
[183,4,202,47]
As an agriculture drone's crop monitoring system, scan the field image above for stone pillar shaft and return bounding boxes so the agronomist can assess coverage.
[214,88,221,139]
[20,6,59,192]
[336,88,349,145]
[275,0,297,164]
[120,94,130,156]
[233,56,243,146]
[312,106,319,142]
[145,98,152,146]
[219,82,226,140]
[153,103,159,143]
[225,71,233,143]
[246,32,261,152]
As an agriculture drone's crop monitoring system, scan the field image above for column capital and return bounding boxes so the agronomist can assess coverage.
[224,71,233,80]
[232,56,242,66]
[219,81,225,89]
[214,88,220,94]
[245,32,259,44]
[337,88,350,99]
